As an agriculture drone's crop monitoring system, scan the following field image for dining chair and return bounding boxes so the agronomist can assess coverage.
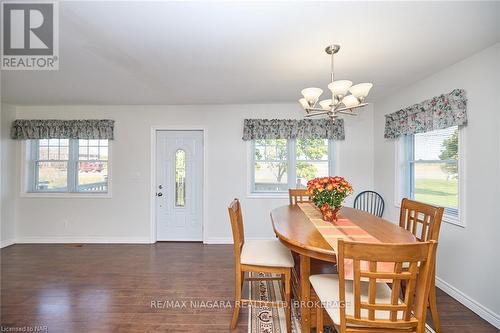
[227,199,294,331]
[289,188,311,205]
[353,190,385,217]
[399,198,444,333]
[311,239,438,333]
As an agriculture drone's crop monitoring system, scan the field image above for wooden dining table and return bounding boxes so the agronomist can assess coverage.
[270,204,418,333]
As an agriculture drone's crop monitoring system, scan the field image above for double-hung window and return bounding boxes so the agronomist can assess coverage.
[251,138,334,194]
[398,126,461,223]
[26,139,110,194]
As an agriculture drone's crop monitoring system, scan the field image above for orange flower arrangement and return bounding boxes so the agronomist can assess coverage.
[306,176,353,222]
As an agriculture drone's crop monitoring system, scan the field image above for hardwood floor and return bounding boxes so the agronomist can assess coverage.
[1,243,498,333]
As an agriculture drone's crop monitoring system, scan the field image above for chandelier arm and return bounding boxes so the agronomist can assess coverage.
[336,110,358,116]
[334,103,369,113]
[333,102,344,111]
[305,107,329,113]
[304,110,331,117]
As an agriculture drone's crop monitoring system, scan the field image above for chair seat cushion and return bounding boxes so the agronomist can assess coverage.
[309,274,403,325]
[240,239,294,268]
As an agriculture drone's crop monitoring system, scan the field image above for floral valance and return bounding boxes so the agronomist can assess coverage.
[11,119,115,140]
[384,89,467,139]
[242,118,345,141]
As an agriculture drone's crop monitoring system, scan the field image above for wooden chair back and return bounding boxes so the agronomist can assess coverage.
[353,190,385,217]
[228,199,245,260]
[337,239,437,332]
[289,188,311,205]
[399,198,444,242]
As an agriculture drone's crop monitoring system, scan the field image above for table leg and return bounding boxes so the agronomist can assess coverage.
[300,254,311,333]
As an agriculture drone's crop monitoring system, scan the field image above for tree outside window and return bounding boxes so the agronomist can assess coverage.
[253,139,330,192]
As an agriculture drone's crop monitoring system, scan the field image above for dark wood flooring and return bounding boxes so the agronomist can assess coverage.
[0,243,498,333]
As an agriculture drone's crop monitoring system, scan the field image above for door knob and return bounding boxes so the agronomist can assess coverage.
[157,192,163,197]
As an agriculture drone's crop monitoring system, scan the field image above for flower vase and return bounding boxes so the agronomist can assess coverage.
[320,205,341,222]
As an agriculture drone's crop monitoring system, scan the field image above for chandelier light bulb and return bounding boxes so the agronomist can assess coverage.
[341,95,360,108]
[328,80,353,97]
[319,99,333,110]
[301,87,323,107]
[298,98,309,109]
[349,83,373,99]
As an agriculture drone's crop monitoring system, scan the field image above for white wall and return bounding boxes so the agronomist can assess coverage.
[10,103,374,244]
[1,103,17,248]
[373,43,500,325]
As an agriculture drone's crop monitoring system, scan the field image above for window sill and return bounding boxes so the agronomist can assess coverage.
[247,192,289,199]
[20,192,112,199]
[394,203,464,228]
[441,214,465,228]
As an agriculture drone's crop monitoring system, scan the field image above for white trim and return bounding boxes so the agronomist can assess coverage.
[204,236,277,245]
[246,141,254,197]
[150,126,207,244]
[394,138,404,207]
[456,125,467,227]
[15,237,151,244]
[155,238,203,242]
[330,139,339,176]
[0,239,16,248]
[204,237,233,245]
[436,276,500,329]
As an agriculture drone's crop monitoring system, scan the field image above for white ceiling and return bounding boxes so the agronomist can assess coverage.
[2,1,499,105]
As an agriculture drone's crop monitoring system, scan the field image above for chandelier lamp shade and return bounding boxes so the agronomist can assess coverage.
[299,44,373,119]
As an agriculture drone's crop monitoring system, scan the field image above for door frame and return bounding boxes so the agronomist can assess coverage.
[150,126,207,243]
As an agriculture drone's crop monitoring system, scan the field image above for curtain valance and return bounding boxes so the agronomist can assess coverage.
[242,118,345,141]
[11,119,115,140]
[384,89,467,139]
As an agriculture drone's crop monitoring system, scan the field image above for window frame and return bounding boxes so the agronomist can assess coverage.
[248,138,336,198]
[21,139,112,198]
[395,127,465,227]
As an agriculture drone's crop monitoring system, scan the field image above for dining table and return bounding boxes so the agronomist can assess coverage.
[270,204,418,333]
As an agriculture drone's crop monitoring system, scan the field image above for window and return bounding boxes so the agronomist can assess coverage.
[27,139,110,194]
[254,139,289,192]
[77,140,109,192]
[398,126,461,222]
[251,139,334,193]
[175,149,186,207]
[296,139,329,188]
[35,139,69,191]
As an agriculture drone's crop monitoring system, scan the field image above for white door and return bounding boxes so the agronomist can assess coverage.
[156,130,203,241]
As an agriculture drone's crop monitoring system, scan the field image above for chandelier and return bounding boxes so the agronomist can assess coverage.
[298,44,373,119]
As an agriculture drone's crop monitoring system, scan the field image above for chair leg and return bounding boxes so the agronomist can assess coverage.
[316,304,324,333]
[284,269,291,333]
[429,279,441,333]
[416,322,427,333]
[230,269,243,330]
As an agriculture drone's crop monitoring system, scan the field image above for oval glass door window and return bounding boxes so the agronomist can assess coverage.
[175,149,186,207]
